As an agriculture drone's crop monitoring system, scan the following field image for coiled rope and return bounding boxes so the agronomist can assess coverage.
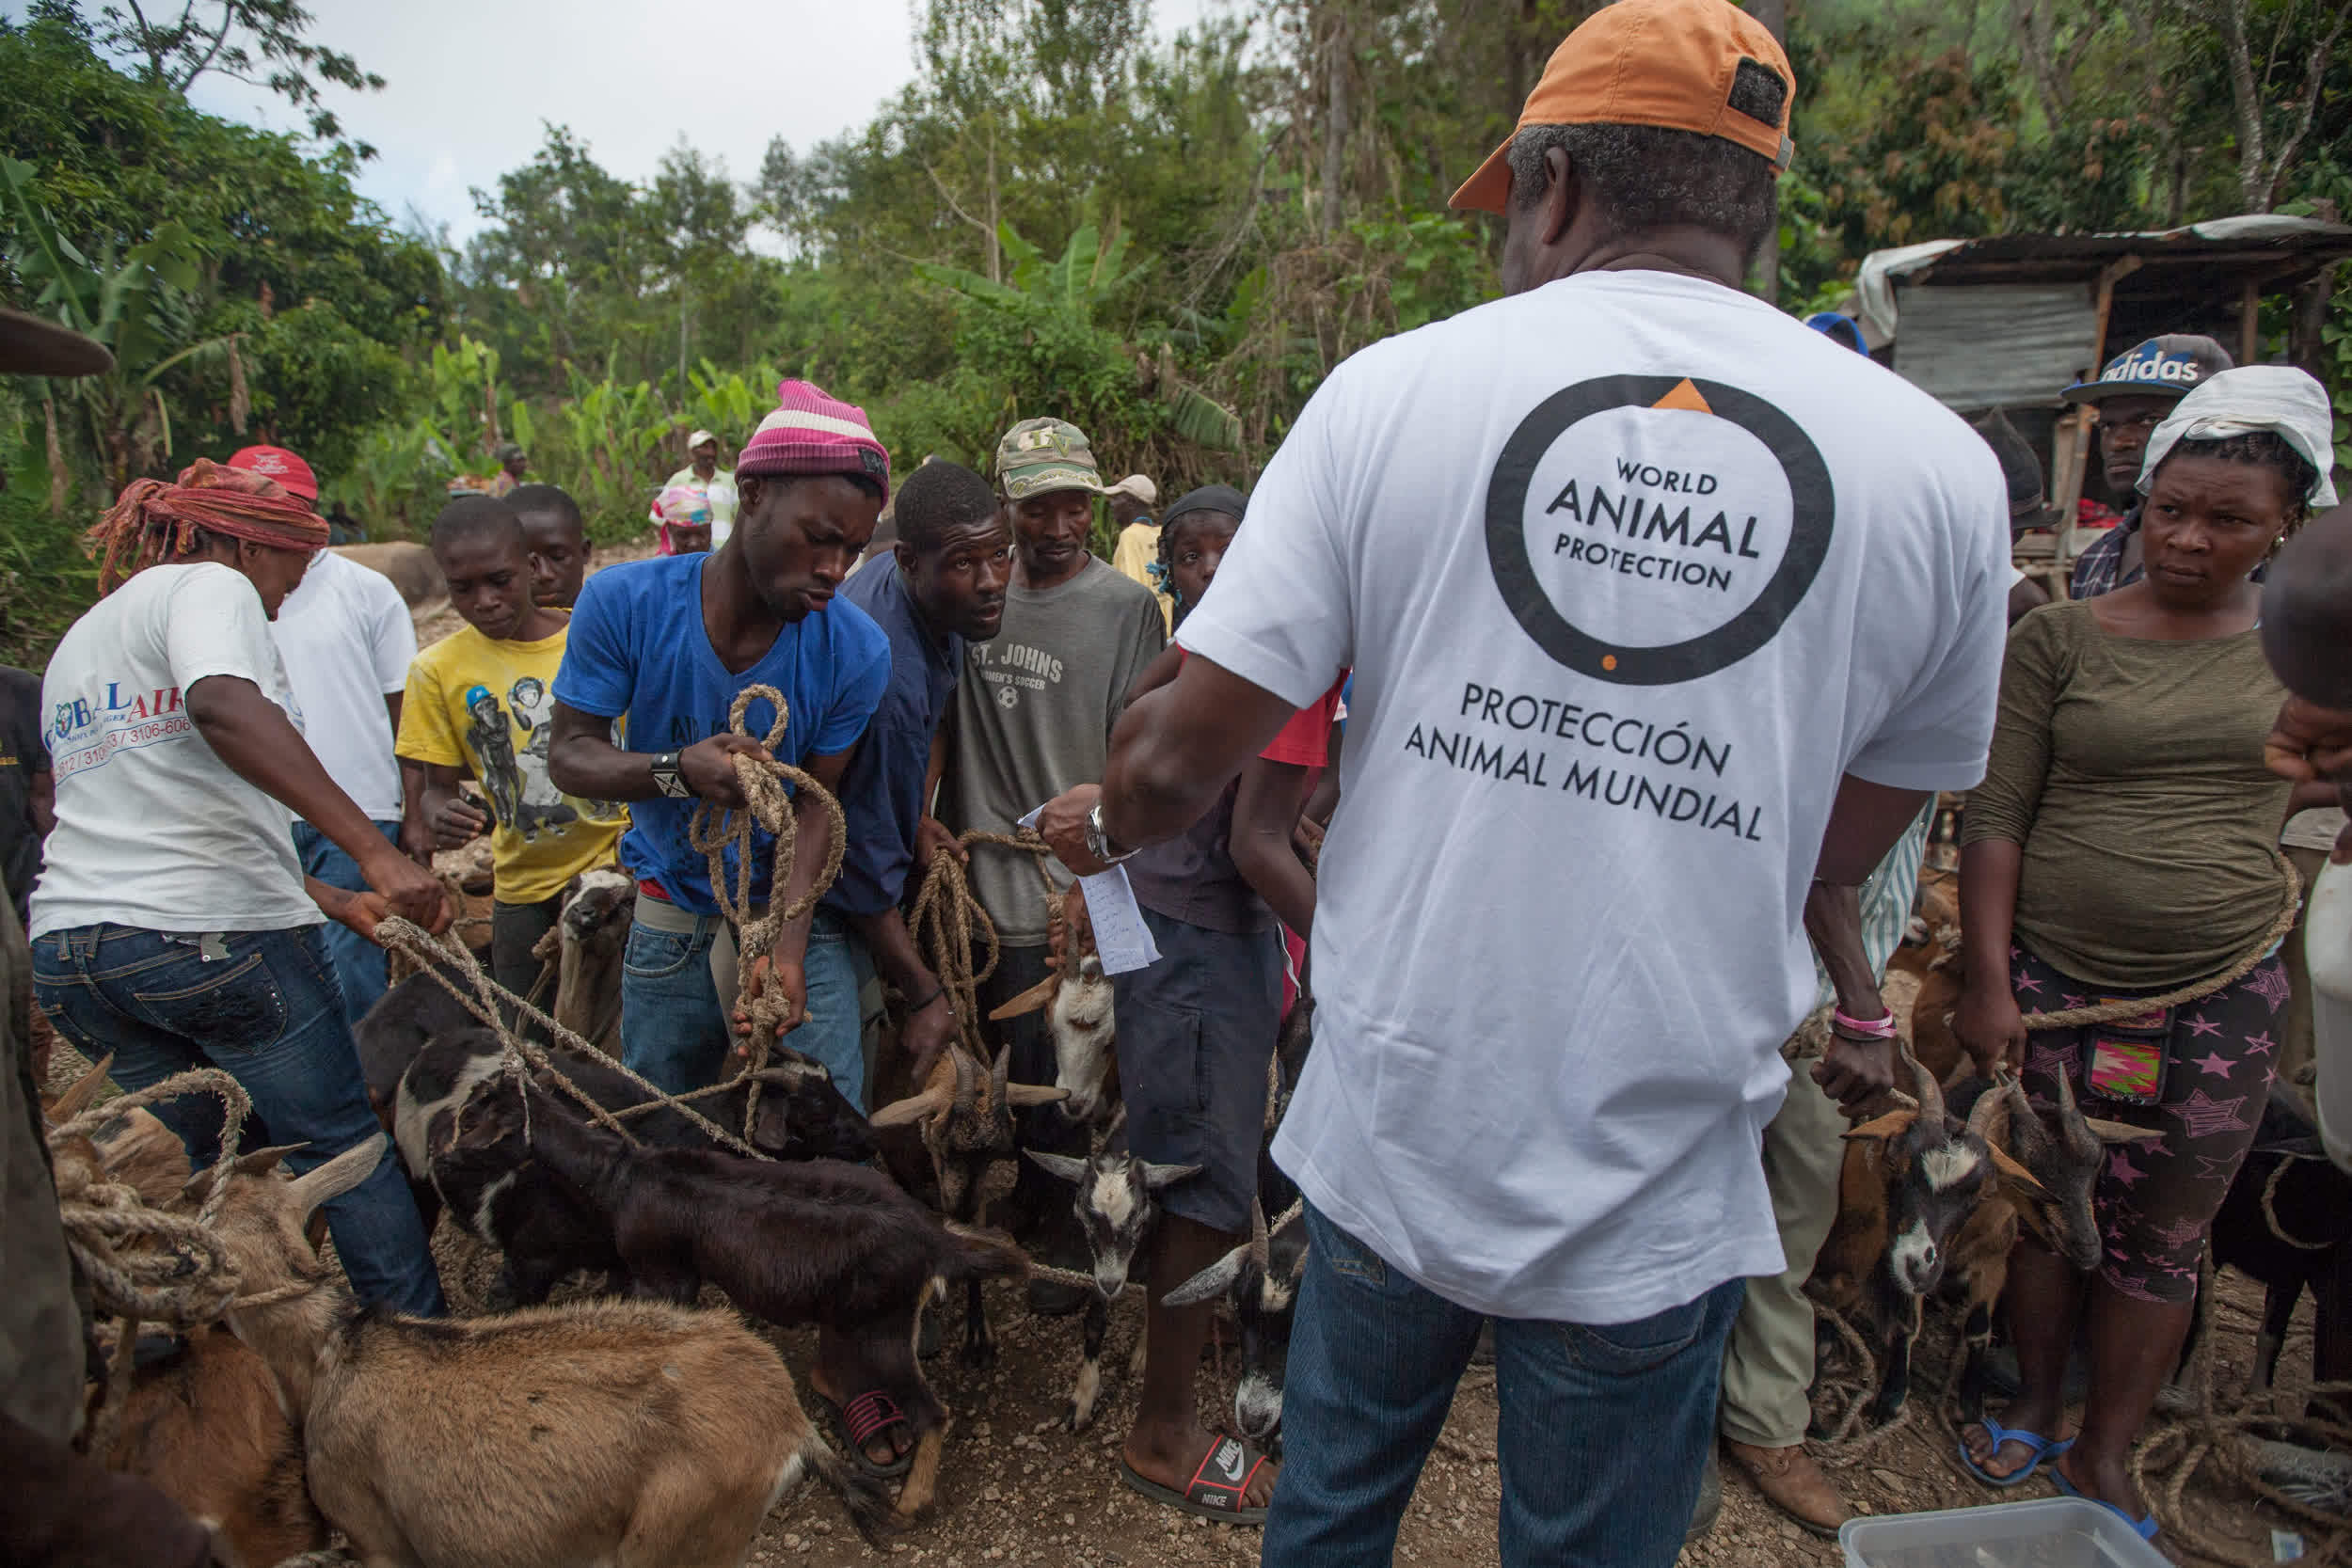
[905,826,1063,1053]
[45,1068,294,1459]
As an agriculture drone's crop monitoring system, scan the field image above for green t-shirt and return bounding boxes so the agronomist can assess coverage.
[1964,598,2292,988]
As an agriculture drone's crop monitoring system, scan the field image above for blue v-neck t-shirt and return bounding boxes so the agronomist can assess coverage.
[553,553,891,913]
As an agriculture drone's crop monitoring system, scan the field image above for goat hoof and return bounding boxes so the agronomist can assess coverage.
[960,1338,996,1371]
[1061,1401,1093,1434]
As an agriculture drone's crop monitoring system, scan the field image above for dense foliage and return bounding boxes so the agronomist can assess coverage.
[5,0,2352,666]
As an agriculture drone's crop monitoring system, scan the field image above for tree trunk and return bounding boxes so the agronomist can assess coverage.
[2217,0,2348,214]
[1320,8,1351,237]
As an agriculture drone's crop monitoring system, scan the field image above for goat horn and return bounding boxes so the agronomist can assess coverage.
[991,1039,1011,1103]
[1248,1197,1270,1272]
[45,1052,116,1124]
[1964,1075,2011,1148]
[1900,1043,1947,1135]
[951,1047,977,1121]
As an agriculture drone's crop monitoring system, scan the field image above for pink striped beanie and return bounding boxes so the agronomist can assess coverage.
[735,380,892,504]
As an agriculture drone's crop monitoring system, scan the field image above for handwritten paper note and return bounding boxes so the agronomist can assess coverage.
[1019,805,1162,975]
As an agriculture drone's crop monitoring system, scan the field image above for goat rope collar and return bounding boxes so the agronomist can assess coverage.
[907,823,1063,1054]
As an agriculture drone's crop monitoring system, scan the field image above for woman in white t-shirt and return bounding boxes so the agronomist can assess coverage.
[28,459,451,1315]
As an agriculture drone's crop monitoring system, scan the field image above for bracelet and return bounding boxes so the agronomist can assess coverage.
[904,985,948,1015]
[1831,1006,1898,1039]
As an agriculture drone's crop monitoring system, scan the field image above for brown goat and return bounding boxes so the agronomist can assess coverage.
[871,1041,1067,1367]
[103,1327,325,1568]
[42,1053,191,1206]
[1804,1050,2009,1422]
[1940,1071,2160,1420]
[198,1137,891,1566]
[531,865,633,1053]
[1907,948,1966,1085]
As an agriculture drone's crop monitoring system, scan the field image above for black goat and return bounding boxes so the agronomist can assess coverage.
[1025,1119,1199,1432]
[2207,1097,2352,1413]
[471,1083,1029,1517]
[392,1032,873,1305]
[1165,1201,1309,1454]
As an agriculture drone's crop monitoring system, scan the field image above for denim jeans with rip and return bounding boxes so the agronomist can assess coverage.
[1261,1203,1741,1568]
[31,921,445,1316]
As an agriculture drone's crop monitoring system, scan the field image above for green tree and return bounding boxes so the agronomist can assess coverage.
[90,0,384,152]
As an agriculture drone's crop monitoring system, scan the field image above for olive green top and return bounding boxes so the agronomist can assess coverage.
[1963,597,2293,989]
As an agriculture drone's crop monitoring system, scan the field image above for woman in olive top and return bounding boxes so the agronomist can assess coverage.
[1954,368,2335,1537]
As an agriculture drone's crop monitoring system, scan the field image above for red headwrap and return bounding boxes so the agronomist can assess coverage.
[88,457,331,594]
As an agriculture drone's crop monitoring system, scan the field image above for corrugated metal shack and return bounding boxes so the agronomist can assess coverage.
[1851,215,2352,576]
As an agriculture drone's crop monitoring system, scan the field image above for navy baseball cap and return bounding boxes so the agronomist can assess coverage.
[1804,311,1868,354]
[2061,334,2233,405]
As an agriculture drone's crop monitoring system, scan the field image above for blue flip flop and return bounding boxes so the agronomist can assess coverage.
[2052,1468,2159,1540]
[1957,1418,2073,1487]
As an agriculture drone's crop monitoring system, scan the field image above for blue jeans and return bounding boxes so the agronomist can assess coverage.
[797,909,873,1111]
[1263,1204,1741,1568]
[31,922,445,1316]
[619,907,869,1109]
[291,819,402,1030]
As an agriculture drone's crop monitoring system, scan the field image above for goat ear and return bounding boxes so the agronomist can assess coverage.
[1023,1148,1089,1184]
[988,974,1061,1021]
[180,1142,309,1206]
[1988,1144,2052,1198]
[2081,1116,2164,1144]
[45,1052,116,1123]
[869,1086,951,1128]
[1842,1110,1916,1143]
[287,1135,388,1221]
[1005,1083,1073,1108]
[1163,1246,1248,1309]
[1142,1161,1202,1191]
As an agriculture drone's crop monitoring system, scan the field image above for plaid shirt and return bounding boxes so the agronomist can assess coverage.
[2068,505,2138,599]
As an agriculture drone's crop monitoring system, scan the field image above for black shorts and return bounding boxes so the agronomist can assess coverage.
[1110,907,1282,1234]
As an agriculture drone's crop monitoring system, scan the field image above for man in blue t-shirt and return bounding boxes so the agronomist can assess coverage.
[806,460,1012,1096]
[549,383,893,1101]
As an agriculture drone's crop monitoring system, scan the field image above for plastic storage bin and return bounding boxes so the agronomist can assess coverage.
[1839,1497,2170,1568]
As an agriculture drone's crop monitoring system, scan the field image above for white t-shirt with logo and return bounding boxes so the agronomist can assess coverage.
[270,549,415,821]
[32,563,317,938]
[1177,269,2009,1324]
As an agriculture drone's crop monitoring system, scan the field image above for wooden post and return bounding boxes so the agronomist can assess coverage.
[2057,255,2146,572]
[2242,277,2263,363]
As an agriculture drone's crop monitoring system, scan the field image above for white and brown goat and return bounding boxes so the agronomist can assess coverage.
[198,1136,891,1566]
[989,882,1119,1129]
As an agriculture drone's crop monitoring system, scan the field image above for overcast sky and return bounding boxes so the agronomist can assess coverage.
[147,0,1222,248]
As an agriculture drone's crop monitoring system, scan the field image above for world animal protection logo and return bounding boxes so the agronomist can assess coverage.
[1486,375,1834,686]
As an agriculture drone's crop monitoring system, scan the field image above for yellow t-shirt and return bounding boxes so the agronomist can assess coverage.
[396,622,626,905]
[1109,520,1173,631]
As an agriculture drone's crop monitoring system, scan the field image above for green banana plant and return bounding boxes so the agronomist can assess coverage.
[1,154,248,498]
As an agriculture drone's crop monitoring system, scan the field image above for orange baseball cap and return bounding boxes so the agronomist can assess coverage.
[1449,0,1796,215]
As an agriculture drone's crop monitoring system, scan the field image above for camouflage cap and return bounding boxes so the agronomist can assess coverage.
[994,417,1104,500]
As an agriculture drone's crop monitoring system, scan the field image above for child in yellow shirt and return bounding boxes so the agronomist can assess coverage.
[397,495,625,999]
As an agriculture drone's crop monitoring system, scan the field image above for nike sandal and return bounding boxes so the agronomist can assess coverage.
[1119,1435,1273,1525]
[1957,1418,2071,1488]
[2052,1469,2159,1540]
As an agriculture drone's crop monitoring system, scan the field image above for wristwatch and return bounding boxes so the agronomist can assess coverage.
[649,752,690,799]
[1084,800,1139,865]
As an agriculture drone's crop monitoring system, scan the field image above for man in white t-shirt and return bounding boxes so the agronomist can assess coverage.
[1043,1,2008,1560]
[232,445,418,1027]
[31,458,450,1318]
[666,428,740,546]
